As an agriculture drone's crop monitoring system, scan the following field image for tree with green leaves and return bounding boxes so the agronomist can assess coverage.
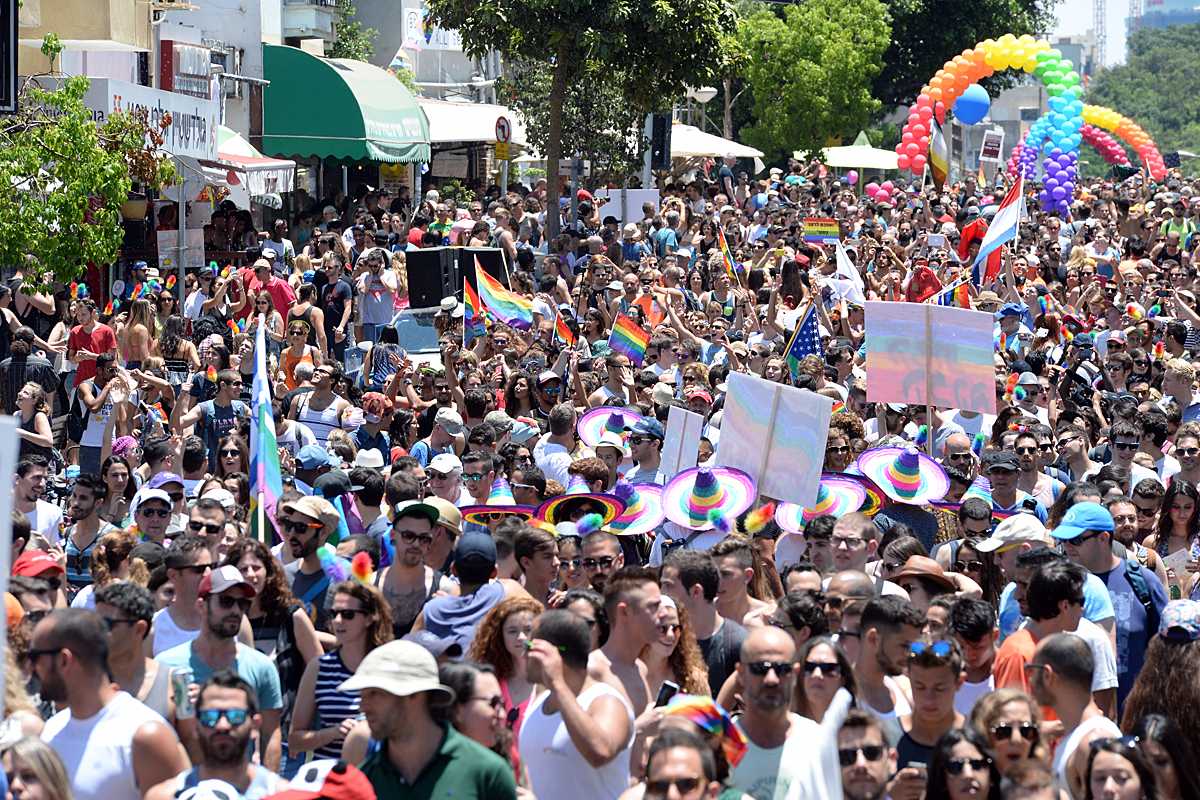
[328,0,378,62]
[1086,23,1200,175]
[0,36,176,290]
[737,0,890,162]
[426,0,738,237]
[876,0,1058,108]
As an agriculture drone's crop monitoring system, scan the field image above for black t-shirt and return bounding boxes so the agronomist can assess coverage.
[697,617,747,696]
[320,277,353,338]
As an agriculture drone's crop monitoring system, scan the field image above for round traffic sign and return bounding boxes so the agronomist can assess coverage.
[495,116,511,143]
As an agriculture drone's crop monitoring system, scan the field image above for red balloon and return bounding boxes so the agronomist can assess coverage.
[898,154,911,170]
[934,102,946,126]
[916,95,933,108]
[917,105,933,120]
[912,155,927,172]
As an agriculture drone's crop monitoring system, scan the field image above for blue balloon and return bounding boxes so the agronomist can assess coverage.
[1052,187,1067,200]
[953,83,990,125]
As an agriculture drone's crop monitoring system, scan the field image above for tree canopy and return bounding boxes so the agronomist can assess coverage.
[736,0,890,162]
[328,0,378,62]
[1086,23,1200,174]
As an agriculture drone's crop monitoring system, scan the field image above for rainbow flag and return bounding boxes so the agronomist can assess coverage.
[930,277,971,309]
[608,313,650,366]
[716,228,738,282]
[249,314,283,544]
[463,278,487,342]
[803,217,840,244]
[475,258,533,330]
[554,309,576,347]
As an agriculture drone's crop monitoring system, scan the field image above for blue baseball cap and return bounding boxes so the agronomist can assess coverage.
[1051,502,1114,541]
[296,444,339,470]
[631,417,665,441]
[997,303,1024,319]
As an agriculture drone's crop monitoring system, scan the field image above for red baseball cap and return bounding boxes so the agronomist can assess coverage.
[12,550,65,578]
[264,761,376,800]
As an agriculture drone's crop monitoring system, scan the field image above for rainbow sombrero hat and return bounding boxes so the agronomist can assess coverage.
[854,445,950,506]
[662,467,757,531]
[774,475,867,534]
[840,471,888,516]
[609,481,666,536]
[535,474,626,525]
[577,406,644,448]
[931,476,992,513]
[460,477,536,524]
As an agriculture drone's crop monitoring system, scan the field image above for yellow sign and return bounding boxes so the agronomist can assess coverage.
[495,142,510,161]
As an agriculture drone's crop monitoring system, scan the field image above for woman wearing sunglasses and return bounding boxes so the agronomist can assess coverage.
[438,661,514,774]
[793,635,856,723]
[926,727,1002,800]
[969,688,1046,777]
[288,581,392,762]
[639,595,710,704]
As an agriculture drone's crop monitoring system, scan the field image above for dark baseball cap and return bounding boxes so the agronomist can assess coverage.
[983,451,1019,472]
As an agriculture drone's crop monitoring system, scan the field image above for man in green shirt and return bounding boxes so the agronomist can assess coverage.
[341,640,516,800]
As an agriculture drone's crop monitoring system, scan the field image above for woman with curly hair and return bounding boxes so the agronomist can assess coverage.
[225,539,322,714]
[290,581,392,761]
[969,688,1047,777]
[639,596,708,700]
[502,371,537,420]
[467,595,543,764]
[1121,603,1200,754]
[825,412,866,472]
[926,726,1002,800]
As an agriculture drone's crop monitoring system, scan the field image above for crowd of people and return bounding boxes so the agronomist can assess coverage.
[5,158,1200,800]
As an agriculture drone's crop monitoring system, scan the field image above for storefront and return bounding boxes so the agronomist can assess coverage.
[261,44,431,206]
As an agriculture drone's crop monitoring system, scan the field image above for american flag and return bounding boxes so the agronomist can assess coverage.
[784,303,821,380]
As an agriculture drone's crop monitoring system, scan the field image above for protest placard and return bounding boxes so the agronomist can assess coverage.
[864,301,996,414]
[715,372,832,506]
[803,217,840,244]
[661,405,705,478]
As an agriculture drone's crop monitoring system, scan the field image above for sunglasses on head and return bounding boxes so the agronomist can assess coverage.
[909,640,953,659]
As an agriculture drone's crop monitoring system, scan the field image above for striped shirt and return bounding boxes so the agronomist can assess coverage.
[312,651,359,760]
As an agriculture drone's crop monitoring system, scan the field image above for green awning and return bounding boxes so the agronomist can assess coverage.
[262,44,430,164]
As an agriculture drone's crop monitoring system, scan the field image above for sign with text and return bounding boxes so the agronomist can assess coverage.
[83,78,218,162]
[979,128,1005,163]
[716,372,832,507]
[864,302,996,414]
[803,217,839,244]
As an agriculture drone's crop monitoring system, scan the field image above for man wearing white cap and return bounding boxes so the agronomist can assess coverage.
[409,407,463,469]
[344,640,516,799]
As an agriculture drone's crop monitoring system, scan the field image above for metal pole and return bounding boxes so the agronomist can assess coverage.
[500,157,508,195]
[342,165,349,197]
[642,113,653,189]
[0,416,22,729]
[177,155,187,307]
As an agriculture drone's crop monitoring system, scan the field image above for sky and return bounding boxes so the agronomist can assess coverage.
[1054,0,1129,66]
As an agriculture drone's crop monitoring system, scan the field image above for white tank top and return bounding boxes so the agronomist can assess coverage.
[519,682,634,800]
[40,691,169,800]
[151,605,200,656]
[1053,714,1123,800]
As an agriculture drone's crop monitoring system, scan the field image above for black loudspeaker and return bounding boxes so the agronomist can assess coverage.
[650,113,672,172]
[406,247,457,309]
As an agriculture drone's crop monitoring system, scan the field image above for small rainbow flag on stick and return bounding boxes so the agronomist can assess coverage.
[716,228,739,282]
[554,309,576,347]
[474,258,533,330]
[607,313,650,366]
[463,278,487,342]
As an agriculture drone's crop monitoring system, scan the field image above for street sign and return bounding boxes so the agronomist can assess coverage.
[495,141,510,161]
[495,116,511,143]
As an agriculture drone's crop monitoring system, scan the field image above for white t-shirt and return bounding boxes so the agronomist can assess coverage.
[41,691,169,800]
[1075,617,1119,693]
[533,435,573,488]
[1053,713,1122,800]
[519,682,635,800]
[954,675,995,717]
[737,689,851,800]
[25,500,63,547]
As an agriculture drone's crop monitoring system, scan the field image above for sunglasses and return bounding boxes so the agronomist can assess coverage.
[954,560,985,573]
[473,694,505,710]
[746,660,795,677]
[221,449,241,458]
[838,746,885,767]
[197,708,250,728]
[802,660,841,676]
[1062,530,1104,547]
[100,617,139,632]
[945,757,991,775]
[909,640,953,659]
[214,595,252,612]
[179,562,215,574]
[397,530,434,546]
[332,608,367,621]
[828,445,850,454]
[279,518,322,535]
[463,472,489,482]
[991,723,1038,742]
[581,556,616,570]
[188,520,223,535]
[1178,448,1200,458]
[646,779,703,798]
[1112,441,1140,451]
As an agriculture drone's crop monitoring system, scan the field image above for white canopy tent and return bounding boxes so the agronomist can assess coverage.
[805,130,898,171]
[669,123,763,160]
[417,98,528,146]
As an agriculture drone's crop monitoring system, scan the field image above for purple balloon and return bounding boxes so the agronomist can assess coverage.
[1052,187,1067,200]
[1039,190,1050,204]
[1045,178,1059,190]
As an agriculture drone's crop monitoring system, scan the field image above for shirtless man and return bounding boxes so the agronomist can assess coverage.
[711,536,773,627]
[588,565,661,717]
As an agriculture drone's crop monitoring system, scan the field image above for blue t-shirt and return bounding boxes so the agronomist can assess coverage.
[653,227,678,259]
[998,572,1115,643]
[1097,559,1168,708]
[156,641,284,712]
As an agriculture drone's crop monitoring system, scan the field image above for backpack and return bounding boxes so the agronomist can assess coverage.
[1124,559,1160,636]
[66,383,92,443]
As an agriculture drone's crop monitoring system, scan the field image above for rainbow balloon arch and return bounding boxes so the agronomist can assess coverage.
[1006,124,1131,180]
[895,34,1086,214]
[1014,104,1167,186]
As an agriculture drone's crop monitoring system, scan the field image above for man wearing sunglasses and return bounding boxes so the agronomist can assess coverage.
[837,710,896,800]
[149,534,214,656]
[278,495,341,634]
[375,500,455,639]
[35,609,189,800]
[729,626,850,800]
[132,487,174,545]
[175,369,249,473]
[155,565,284,771]
[144,671,284,800]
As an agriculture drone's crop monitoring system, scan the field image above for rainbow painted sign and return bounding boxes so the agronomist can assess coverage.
[802,217,840,244]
